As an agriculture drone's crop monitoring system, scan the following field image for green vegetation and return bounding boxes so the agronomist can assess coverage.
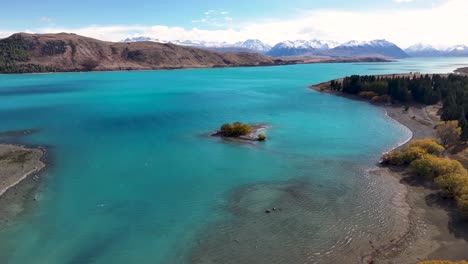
[219,122,252,137]
[0,36,55,73]
[382,139,468,216]
[330,74,468,140]
[0,37,30,62]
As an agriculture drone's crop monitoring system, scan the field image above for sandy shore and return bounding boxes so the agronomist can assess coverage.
[0,144,46,226]
[310,81,468,263]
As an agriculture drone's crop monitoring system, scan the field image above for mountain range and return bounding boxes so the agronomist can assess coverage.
[123,37,468,59]
[404,43,468,57]
[0,33,390,74]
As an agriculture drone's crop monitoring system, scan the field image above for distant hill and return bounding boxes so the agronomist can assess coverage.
[0,33,281,73]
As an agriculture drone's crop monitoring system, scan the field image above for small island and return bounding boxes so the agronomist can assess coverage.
[211,122,267,142]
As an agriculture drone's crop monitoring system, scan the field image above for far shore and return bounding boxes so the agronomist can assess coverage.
[310,69,468,263]
[0,56,392,75]
[0,143,47,226]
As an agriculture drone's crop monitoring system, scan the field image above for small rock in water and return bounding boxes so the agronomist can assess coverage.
[265,209,271,213]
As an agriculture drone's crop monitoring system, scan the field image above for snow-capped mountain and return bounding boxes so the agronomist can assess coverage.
[169,40,234,48]
[403,43,468,57]
[340,40,362,47]
[405,43,435,52]
[266,39,408,58]
[122,36,468,58]
[234,39,271,53]
[122,37,270,53]
[447,45,468,56]
[404,43,443,57]
[126,37,468,59]
[123,37,163,42]
[331,39,409,58]
[267,39,338,56]
[122,37,231,47]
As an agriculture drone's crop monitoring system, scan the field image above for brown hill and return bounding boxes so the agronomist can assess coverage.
[0,33,283,73]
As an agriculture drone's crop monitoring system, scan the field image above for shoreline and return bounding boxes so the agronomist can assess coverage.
[310,74,468,263]
[0,143,48,226]
[0,57,392,75]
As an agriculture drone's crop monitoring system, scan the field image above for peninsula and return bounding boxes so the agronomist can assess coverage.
[0,143,46,225]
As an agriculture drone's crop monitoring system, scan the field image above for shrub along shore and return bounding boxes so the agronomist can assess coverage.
[382,139,468,215]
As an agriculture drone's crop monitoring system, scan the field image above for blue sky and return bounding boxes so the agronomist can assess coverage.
[0,0,466,48]
[1,0,436,29]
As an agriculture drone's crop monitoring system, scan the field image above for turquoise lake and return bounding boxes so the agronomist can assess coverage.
[0,57,467,263]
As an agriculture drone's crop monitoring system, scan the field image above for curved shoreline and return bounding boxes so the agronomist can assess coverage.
[382,109,414,153]
[310,76,468,263]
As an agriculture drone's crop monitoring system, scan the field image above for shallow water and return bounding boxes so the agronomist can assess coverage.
[0,58,467,264]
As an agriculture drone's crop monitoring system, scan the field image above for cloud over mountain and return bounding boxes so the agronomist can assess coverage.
[1,0,467,49]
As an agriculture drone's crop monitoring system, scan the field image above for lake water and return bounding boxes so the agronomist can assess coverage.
[0,57,467,264]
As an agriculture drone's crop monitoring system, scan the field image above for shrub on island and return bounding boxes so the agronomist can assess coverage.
[219,122,252,137]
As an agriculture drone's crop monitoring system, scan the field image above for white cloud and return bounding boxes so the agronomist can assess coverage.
[393,0,414,3]
[2,0,467,48]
